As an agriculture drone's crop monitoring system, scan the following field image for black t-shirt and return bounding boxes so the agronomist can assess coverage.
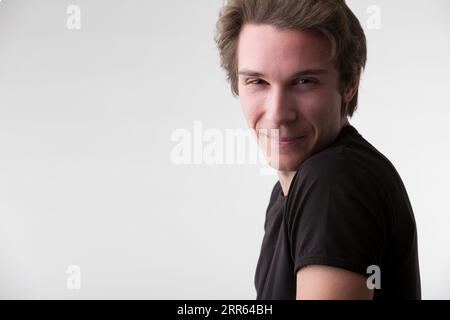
[254,125,421,300]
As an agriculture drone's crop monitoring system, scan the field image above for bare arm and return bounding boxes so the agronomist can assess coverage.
[296,265,374,300]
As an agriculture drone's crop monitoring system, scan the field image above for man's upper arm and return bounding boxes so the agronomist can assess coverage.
[287,155,387,300]
[296,265,374,300]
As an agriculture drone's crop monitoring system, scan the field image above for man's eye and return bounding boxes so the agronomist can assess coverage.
[248,79,266,85]
[295,78,316,85]
[246,78,317,86]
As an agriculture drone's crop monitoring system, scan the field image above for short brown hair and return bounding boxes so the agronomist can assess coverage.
[214,0,367,118]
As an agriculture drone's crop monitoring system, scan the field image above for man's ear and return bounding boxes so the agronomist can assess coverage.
[343,66,362,104]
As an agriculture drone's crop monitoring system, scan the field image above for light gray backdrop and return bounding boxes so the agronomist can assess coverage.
[0,0,449,299]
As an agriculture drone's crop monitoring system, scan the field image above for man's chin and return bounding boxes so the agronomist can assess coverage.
[268,157,304,172]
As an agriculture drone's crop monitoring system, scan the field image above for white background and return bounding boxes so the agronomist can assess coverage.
[0,0,449,299]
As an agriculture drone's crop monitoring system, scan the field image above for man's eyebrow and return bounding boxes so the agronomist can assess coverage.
[237,68,329,78]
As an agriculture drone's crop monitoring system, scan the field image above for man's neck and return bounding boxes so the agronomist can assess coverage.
[277,170,297,197]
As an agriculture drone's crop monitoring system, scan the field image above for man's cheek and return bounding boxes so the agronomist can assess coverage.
[242,106,259,128]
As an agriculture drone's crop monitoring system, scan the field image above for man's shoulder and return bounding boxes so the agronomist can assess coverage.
[286,141,390,219]
[291,137,396,197]
[297,131,397,183]
[296,144,357,184]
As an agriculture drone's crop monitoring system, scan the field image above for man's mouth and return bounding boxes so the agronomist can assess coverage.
[263,134,306,146]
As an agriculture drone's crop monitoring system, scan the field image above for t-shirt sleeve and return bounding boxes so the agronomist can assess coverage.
[285,154,391,277]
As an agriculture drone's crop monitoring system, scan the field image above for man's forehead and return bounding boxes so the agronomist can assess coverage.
[237,24,334,76]
[238,24,330,52]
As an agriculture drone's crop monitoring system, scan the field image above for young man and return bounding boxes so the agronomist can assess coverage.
[215,0,421,300]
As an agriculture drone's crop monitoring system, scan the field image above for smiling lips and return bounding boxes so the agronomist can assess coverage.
[263,134,305,146]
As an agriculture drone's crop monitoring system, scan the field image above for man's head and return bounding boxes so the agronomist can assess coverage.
[215,0,367,171]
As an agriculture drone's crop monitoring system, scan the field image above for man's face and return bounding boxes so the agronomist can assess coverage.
[237,24,350,172]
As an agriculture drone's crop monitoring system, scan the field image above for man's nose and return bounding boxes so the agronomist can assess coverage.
[264,87,297,125]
